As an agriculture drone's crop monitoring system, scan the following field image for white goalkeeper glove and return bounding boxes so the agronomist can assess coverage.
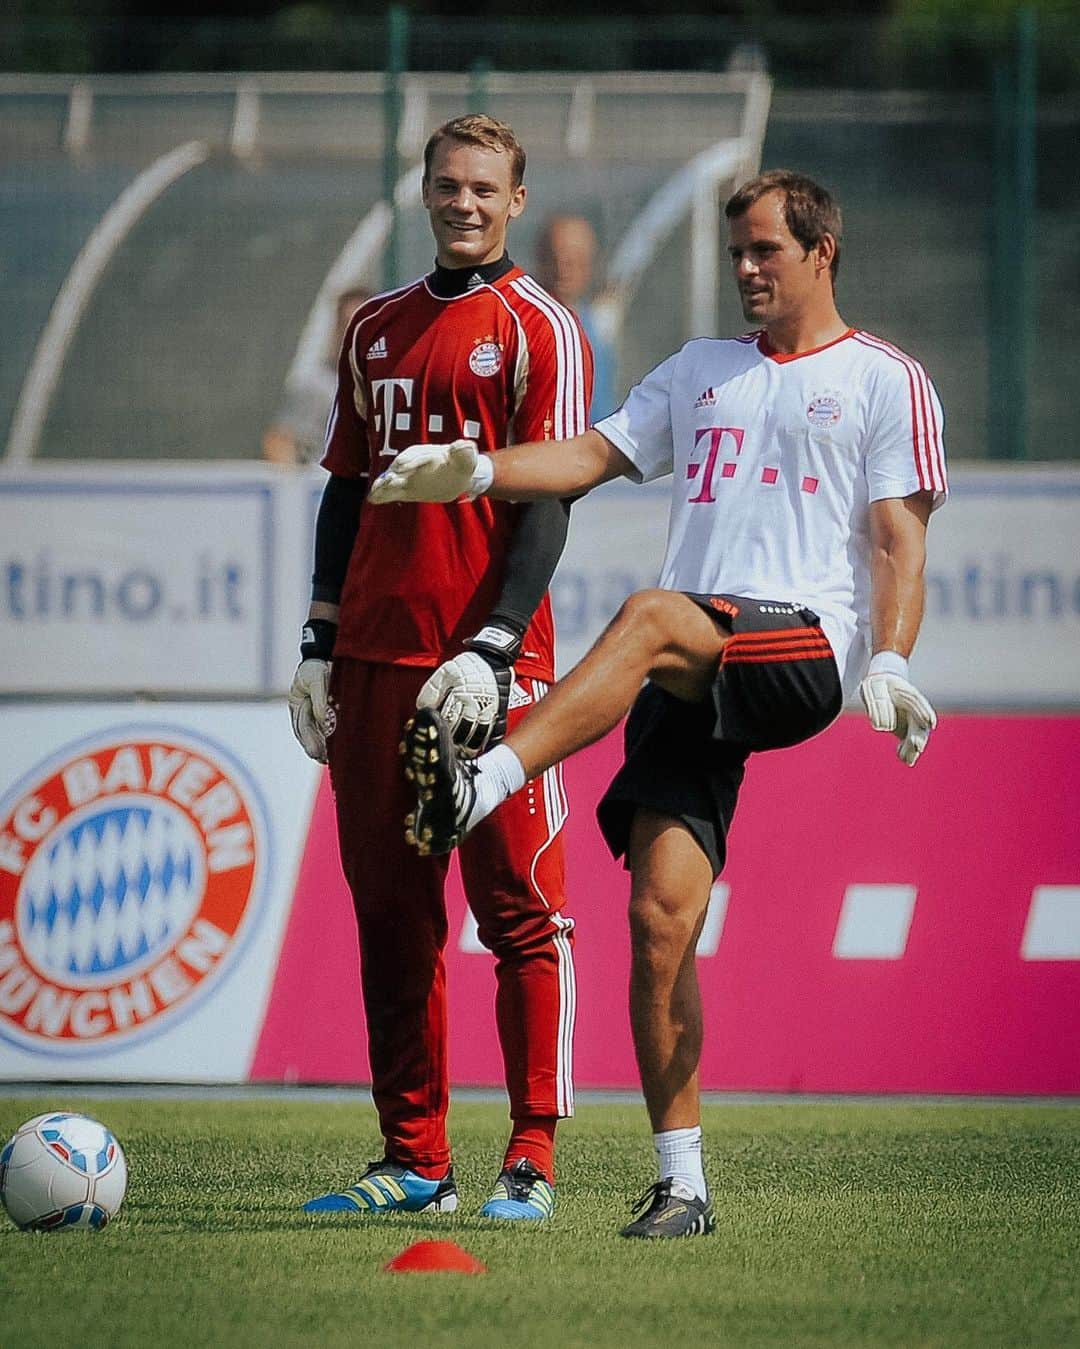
[288,619,336,763]
[417,622,523,757]
[859,651,937,767]
[369,439,493,504]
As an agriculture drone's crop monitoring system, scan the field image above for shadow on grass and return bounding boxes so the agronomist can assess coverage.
[120,1205,556,1236]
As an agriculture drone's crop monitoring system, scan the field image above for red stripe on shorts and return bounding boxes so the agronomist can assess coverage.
[723,630,832,664]
[723,647,834,664]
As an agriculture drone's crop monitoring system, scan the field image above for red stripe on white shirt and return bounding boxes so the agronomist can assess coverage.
[854,331,946,492]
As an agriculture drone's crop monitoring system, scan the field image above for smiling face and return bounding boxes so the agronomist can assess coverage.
[727,190,835,329]
[422,138,527,270]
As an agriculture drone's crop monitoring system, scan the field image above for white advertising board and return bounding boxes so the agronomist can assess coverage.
[913,469,1080,705]
[0,464,319,696]
[0,701,320,1081]
[1,462,1077,706]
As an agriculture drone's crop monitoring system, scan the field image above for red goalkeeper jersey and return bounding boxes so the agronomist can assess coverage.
[321,265,594,680]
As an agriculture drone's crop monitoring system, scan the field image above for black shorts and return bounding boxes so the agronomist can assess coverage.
[596,594,843,877]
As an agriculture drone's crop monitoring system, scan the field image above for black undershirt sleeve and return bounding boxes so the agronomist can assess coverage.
[311,473,366,605]
[311,475,570,630]
[487,497,573,636]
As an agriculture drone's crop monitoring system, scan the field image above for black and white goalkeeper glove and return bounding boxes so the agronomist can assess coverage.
[859,650,937,767]
[417,621,524,757]
[288,619,336,763]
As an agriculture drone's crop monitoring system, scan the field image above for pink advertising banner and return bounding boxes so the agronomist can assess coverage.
[252,713,1080,1095]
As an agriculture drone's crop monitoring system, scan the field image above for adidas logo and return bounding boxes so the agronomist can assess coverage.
[507,680,531,710]
[466,272,485,290]
[694,387,717,408]
[367,335,388,360]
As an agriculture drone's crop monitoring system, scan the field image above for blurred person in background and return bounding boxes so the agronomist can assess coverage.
[262,286,371,465]
[535,213,617,419]
[287,114,593,1222]
[372,169,947,1239]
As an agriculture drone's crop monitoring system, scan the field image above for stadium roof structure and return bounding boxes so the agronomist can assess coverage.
[1,70,771,462]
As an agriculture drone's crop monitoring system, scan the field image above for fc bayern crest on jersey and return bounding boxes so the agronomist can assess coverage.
[469,340,503,377]
[0,733,266,1054]
[806,392,842,427]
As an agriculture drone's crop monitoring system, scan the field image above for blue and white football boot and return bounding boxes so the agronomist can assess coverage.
[478,1158,555,1222]
[303,1158,458,1214]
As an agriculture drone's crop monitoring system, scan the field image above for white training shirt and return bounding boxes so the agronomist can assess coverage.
[595,328,947,698]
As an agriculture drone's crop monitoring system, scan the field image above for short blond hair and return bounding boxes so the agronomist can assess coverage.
[423,114,526,188]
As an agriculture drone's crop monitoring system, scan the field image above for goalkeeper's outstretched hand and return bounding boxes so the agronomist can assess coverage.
[369,438,481,504]
[859,652,937,767]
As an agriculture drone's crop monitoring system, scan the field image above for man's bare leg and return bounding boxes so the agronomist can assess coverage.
[405,589,726,854]
[626,809,713,1133]
[508,589,726,780]
[617,807,718,1237]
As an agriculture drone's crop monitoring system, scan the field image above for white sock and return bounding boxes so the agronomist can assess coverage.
[469,743,526,826]
[654,1126,707,1201]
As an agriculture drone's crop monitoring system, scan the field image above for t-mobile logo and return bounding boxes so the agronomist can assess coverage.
[371,378,415,458]
[370,379,482,458]
[687,426,745,503]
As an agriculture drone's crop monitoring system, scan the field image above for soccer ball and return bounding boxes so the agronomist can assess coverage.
[0,1112,128,1231]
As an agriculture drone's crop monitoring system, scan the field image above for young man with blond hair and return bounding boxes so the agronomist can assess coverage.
[289,115,593,1222]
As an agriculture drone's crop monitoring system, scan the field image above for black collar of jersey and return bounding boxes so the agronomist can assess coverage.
[429,254,515,298]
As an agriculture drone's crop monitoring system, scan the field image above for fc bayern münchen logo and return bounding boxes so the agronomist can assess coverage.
[0,733,264,1053]
[469,341,503,377]
[806,393,842,427]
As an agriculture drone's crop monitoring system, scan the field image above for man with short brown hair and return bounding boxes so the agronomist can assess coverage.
[725,168,844,281]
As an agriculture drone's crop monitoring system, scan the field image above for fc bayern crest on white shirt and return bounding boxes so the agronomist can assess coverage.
[806,390,843,427]
[0,726,270,1055]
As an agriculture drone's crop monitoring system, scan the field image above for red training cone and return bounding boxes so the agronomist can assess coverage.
[382,1240,488,1275]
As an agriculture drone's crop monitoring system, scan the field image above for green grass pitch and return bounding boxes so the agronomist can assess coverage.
[2,1095,1078,1347]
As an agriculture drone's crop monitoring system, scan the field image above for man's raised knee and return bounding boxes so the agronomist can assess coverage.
[618,588,682,624]
[612,590,725,696]
[612,589,690,654]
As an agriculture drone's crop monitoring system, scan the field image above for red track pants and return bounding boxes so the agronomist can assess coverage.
[326,659,575,1171]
